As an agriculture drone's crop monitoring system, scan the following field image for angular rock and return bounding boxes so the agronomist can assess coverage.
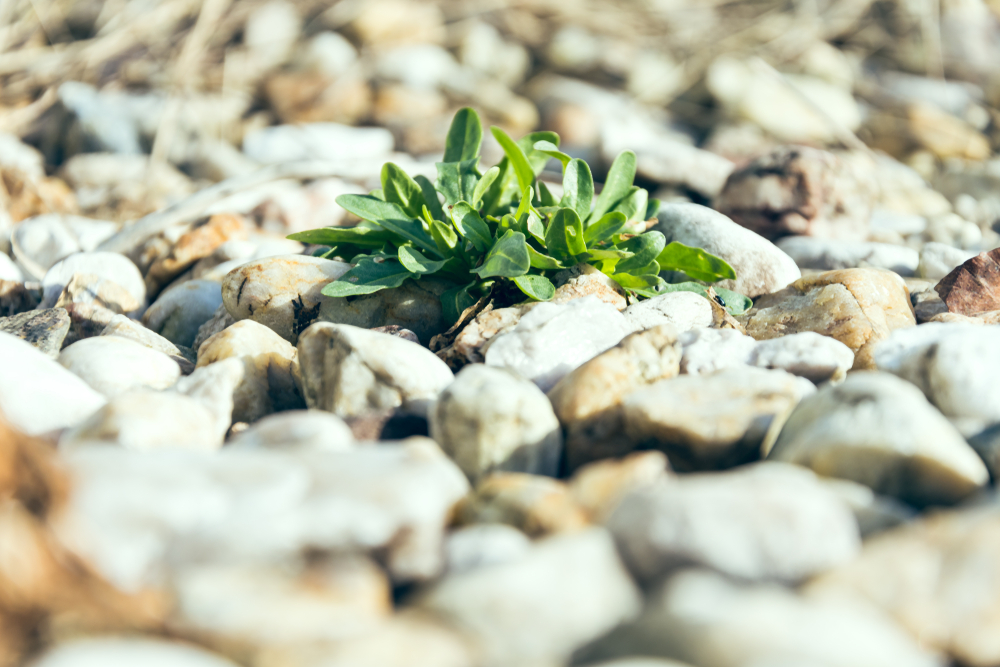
[172,358,243,442]
[455,473,590,538]
[934,247,1000,315]
[777,236,920,276]
[444,524,532,575]
[552,262,627,310]
[678,328,756,375]
[415,529,641,667]
[145,213,248,296]
[30,638,240,667]
[222,254,350,343]
[607,463,859,584]
[0,331,106,436]
[622,367,814,472]
[143,279,223,348]
[58,337,180,398]
[101,315,195,373]
[227,409,354,451]
[622,291,713,333]
[569,451,671,523]
[53,272,140,315]
[298,322,452,418]
[196,319,304,423]
[749,331,855,383]
[715,145,873,241]
[653,203,801,298]
[319,276,451,345]
[918,242,975,281]
[742,268,916,369]
[430,365,561,481]
[0,308,70,357]
[40,252,145,311]
[192,303,236,352]
[768,372,988,506]
[548,325,681,472]
[434,303,527,370]
[485,296,631,392]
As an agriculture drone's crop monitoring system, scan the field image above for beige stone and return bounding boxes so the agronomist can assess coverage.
[742,268,915,369]
[54,273,140,314]
[552,263,627,310]
[146,214,247,296]
[569,451,671,523]
[548,325,681,472]
[455,473,590,538]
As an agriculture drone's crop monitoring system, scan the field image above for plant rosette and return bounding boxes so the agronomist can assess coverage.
[288,108,748,325]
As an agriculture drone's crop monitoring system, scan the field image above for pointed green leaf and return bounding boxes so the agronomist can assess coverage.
[615,231,666,274]
[479,158,515,216]
[657,282,751,316]
[590,150,637,222]
[545,208,587,263]
[527,245,565,270]
[560,159,594,221]
[656,241,737,283]
[471,165,500,209]
[398,245,448,275]
[436,158,481,206]
[335,194,439,256]
[499,214,520,234]
[583,212,627,244]
[518,132,559,175]
[513,274,556,301]
[288,222,393,248]
[538,181,558,206]
[444,108,483,163]
[429,218,459,257]
[525,211,545,244]
[612,186,648,222]
[322,258,412,297]
[490,126,535,195]
[645,198,661,220]
[533,140,571,169]
[451,201,493,252]
[472,229,530,279]
[381,163,426,218]
[440,282,477,325]
[415,175,445,221]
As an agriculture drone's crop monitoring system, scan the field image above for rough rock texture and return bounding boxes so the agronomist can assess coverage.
[677,328,757,375]
[622,367,815,472]
[715,145,874,241]
[742,268,916,370]
[652,203,801,298]
[935,248,1000,315]
[58,337,181,398]
[607,463,859,584]
[196,319,305,423]
[748,331,855,383]
[0,308,70,357]
[145,213,248,296]
[548,325,682,472]
[319,276,452,345]
[298,322,453,418]
[768,372,988,506]
[430,365,562,481]
[454,473,590,537]
[435,303,528,370]
[193,303,236,352]
[416,529,642,667]
[551,262,628,310]
[622,292,713,333]
[222,254,351,343]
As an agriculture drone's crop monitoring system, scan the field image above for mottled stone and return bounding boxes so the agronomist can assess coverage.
[145,213,248,296]
[0,307,69,357]
[935,247,1000,315]
[623,291,713,333]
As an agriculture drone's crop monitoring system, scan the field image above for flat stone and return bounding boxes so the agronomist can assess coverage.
[0,308,69,357]
[430,364,561,481]
[623,291,713,333]
[454,473,590,538]
[298,322,453,418]
[58,336,180,398]
[777,236,920,276]
[549,325,681,472]
[415,529,641,667]
[742,268,916,370]
[196,319,304,423]
[768,371,988,506]
[748,331,855,383]
[935,247,1000,315]
[653,203,801,298]
[40,252,145,311]
[607,462,859,584]
[227,409,354,451]
[143,279,223,348]
[622,366,814,472]
[145,213,248,296]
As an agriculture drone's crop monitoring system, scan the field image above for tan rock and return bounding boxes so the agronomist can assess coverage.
[569,451,671,523]
[929,310,1000,325]
[455,473,590,538]
[548,325,681,472]
[265,71,372,125]
[54,273,140,314]
[146,214,248,296]
[908,102,991,161]
[742,268,916,369]
[552,263,628,310]
[435,303,531,371]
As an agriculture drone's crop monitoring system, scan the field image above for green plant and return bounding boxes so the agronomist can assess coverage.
[288,108,747,324]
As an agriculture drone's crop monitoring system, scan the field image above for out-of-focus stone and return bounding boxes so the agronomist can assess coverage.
[29,638,240,667]
[623,292,713,333]
[778,236,920,276]
[101,315,195,374]
[193,304,235,352]
[918,242,975,281]
[41,252,145,311]
[455,473,590,538]
[142,280,223,349]
[319,276,451,345]
[145,214,248,296]
[58,337,180,398]
[226,410,354,452]
[443,524,531,575]
[569,451,671,523]
[54,272,140,314]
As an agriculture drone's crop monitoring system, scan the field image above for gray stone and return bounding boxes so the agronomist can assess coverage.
[143,279,223,348]
[444,524,532,575]
[40,252,145,311]
[58,336,180,398]
[748,331,855,383]
[319,276,451,345]
[430,365,562,481]
[652,203,801,298]
[227,409,354,451]
[192,303,236,352]
[918,241,976,281]
[415,529,641,667]
[298,322,453,418]
[607,463,859,584]
[623,291,713,333]
[0,308,70,357]
[777,236,920,276]
[100,314,195,373]
[768,372,989,506]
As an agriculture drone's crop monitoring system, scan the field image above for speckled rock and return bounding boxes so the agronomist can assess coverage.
[0,307,69,357]
[143,279,223,348]
[678,328,756,375]
[623,291,713,333]
[58,336,181,398]
[749,331,855,383]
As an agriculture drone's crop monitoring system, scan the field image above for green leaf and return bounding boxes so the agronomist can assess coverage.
[472,229,530,279]
[335,194,439,256]
[451,201,493,252]
[288,223,392,248]
[398,245,447,275]
[538,181,558,207]
[415,175,445,221]
[513,274,556,301]
[471,165,500,209]
[658,282,752,316]
[645,198,661,220]
[612,186,648,222]
[491,126,535,196]
[590,150,637,222]
[440,282,477,325]
[436,158,481,206]
[518,132,560,175]
[381,163,426,218]
[545,208,587,263]
[322,258,412,297]
[560,159,594,221]
[479,157,515,216]
[616,231,666,274]
[609,272,668,298]
[585,247,632,262]
[583,212,627,245]
[533,140,571,169]
[444,107,483,162]
[525,211,545,244]
[369,188,385,201]
[527,245,565,270]
[656,241,737,283]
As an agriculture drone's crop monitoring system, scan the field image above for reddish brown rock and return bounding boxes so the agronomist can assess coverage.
[145,213,248,297]
[715,145,873,241]
[935,249,1000,316]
